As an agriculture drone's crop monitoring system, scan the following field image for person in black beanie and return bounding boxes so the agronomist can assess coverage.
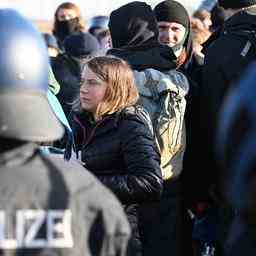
[154,0,193,68]
[154,5,208,252]
[108,2,192,256]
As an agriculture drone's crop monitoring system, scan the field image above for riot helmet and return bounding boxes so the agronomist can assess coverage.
[0,9,63,142]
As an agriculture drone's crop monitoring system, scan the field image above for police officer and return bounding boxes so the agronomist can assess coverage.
[0,9,130,256]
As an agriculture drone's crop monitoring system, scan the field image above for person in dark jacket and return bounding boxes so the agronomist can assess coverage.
[216,62,256,256]
[0,9,131,256]
[51,32,100,118]
[153,2,206,254]
[199,0,256,207]
[198,0,256,252]
[52,2,85,50]
[71,56,163,256]
[107,2,191,255]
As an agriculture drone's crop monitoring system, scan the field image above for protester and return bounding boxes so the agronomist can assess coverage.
[52,2,85,50]
[52,32,100,118]
[154,3,208,253]
[108,2,189,255]
[198,0,256,253]
[42,33,60,57]
[217,62,256,256]
[193,9,213,30]
[71,55,163,256]
[0,8,130,256]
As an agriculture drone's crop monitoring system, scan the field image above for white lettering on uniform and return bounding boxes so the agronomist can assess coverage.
[0,210,73,249]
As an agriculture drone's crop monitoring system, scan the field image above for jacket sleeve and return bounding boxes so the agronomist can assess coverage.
[98,112,163,205]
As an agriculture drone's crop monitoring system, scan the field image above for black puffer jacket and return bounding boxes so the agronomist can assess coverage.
[72,105,163,256]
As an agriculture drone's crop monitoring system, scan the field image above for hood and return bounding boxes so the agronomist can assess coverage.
[109,1,159,49]
[108,44,177,72]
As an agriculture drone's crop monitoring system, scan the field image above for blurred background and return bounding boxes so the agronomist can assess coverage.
[0,0,206,32]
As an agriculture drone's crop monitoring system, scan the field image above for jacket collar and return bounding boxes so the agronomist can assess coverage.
[0,142,38,167]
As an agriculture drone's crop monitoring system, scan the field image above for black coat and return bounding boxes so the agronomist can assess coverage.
[72,105,163,256]
[198,8,256,200]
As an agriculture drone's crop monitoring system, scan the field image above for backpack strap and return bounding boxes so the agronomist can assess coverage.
[143,70,168,133]
[144,69,160,101]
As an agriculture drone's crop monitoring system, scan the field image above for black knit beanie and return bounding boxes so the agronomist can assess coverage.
[154,0,190,29]
[218,0,256,9]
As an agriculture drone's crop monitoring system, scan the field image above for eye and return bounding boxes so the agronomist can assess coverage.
[172,27,181,32]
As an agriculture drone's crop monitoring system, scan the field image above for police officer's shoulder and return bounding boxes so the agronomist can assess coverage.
[45,154,125,207]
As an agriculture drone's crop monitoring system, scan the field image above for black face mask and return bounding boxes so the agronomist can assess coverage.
[55,17,79,41]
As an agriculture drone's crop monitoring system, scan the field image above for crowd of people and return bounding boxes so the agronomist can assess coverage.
[0,0,256,255]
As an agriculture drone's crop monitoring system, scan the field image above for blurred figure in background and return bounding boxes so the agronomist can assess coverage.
[52,32,100,118]
[190,17,211,62]
[210,3,229,32]
[88,15,111,50]
[53,2,85,50]
[42,32,60,57]
[197,0,256,254]
[88,15,109,37]
[217,62,256,256]
[193,9,213,30]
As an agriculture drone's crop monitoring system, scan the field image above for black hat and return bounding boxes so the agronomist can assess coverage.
[218,0,256,9]
[154,0,190,29]
[64,32,100,58]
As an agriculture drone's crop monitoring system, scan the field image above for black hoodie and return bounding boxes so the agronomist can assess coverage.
[108,1,177,71]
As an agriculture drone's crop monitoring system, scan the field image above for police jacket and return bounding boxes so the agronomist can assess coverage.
[72,105,163,255]
[0,142,130,256]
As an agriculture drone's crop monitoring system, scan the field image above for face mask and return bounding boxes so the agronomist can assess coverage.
[55,17,79,41]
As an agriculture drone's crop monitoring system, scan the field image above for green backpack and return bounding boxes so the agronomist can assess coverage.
[134,69,189,180]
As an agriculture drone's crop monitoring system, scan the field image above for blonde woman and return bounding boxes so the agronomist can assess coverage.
[71,56,163,256]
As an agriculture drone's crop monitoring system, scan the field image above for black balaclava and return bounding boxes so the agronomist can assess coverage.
[218,0,256,9]
[154,0,191,53]
[108,1,159,48]
[54,17,79,42]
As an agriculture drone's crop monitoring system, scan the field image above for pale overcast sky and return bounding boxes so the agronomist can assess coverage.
[0,0,204,21]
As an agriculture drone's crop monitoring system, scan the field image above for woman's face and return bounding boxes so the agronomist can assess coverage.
[57,8,78,21]
[80,67,107,115]
[158,21,186,48]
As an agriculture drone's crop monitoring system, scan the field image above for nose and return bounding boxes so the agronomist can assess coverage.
[160,29,175,42]
[80,84,89,94]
